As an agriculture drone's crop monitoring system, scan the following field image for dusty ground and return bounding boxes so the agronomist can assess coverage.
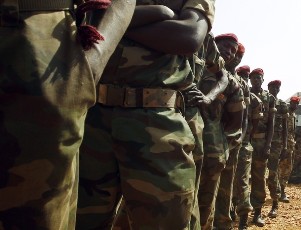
[234,183,301,230]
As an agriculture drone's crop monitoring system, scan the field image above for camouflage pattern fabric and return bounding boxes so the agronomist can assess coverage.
[77,106,196,230]
[0,2,102,228]
[197,40,226,229]
[186,107,204,230]
[111,110,205,230]
[250,139,268,209]
[186,31,223,230]
[250,89,276,209]
[279,111,295,189]
[267,98,288,201]
[290,126,301,182]
[198,72,244,230]
[76,1,216,229]
[0,0,137,228]
[214,145,240,229]
[213,74,247,228]
[233,92,263,215]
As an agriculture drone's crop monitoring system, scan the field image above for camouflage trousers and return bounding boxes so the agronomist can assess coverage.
[290,138,301,181]
[0,11,96,229]
[111,107,204,230]
[267,141,282,201]
[233,142,253,216]
[186,107,204,230]
[198,120,227,230]
[76,105,197,230]
[279,139,295,190]
[214,144,240,229]
[250,138,268,209]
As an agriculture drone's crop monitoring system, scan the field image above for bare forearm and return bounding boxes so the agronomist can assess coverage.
[86,0,135,82]
[128,5,177,29]
[265,114,275,146]
[241,109,248,140]
[125,9,208,55]
[282,118,288,148]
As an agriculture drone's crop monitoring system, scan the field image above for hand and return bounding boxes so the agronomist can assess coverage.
[280,148,288,160]
[262,145,271,159]
[185,89,206,106]
[185,85,214,106]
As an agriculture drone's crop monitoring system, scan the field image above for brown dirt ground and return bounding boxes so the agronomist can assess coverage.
[234,183,301,230]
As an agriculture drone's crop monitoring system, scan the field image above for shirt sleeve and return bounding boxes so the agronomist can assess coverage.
[182,0,215,30]
[225,75,245,113]
[250,92,264,119]
[269,93,277,113]
[203,32,225,73]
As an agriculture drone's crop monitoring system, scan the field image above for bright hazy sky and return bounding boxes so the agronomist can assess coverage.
[211,0,301,100]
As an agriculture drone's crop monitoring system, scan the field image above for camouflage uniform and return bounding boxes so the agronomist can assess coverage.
[197,38,244,228]
[183,33,214,230]
[267,99,288,201]
[233,93,263,215]
[279,110,295,190]
[76,1,216,229]
[0,1,105,229]
[250,89,276,209]
[290,126,301,182]
[213,73,248,229]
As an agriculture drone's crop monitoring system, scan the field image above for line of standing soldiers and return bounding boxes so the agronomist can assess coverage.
[106,32,301,230]
[2,1,301,229]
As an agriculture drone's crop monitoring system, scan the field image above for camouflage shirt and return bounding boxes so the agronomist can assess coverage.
[200,71,244,155]
[251,88,276,135]
[194,32,225,83]
[287,110,296,143]
[272,98,289,142]
[233,73,250,107]
[100,0,215,90]
[243,92,263,144]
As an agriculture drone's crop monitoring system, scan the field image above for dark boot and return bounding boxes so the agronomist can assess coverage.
[252,208,265,227]
[268,200,278,218]
[279,187,290,203]
[238,214,248,230]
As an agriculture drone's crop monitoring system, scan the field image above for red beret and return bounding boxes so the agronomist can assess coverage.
[236,65,250,74]
[249,68,264,77]
[237,43,245,54]
[215,33,238,44]
[290,96,300,103]
[268,80,281,87]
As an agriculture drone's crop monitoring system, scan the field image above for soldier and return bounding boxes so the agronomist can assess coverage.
[267,80,288,218]
[112,30,228,230]
[76,1,215,229]
[232,65,264,230]
[0,1,135,229]
[290,124,301,183]
[278,96,300,202]
[213,42,249,230]
[249,68,276,227]
[236,65,251,82]
[197,33,245,230]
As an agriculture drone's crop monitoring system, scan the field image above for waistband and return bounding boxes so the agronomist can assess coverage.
[1,0,74,26]
[98,84,183,109]
[14,0,73,11]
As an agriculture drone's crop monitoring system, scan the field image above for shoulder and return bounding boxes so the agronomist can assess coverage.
[250,92,263,105]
